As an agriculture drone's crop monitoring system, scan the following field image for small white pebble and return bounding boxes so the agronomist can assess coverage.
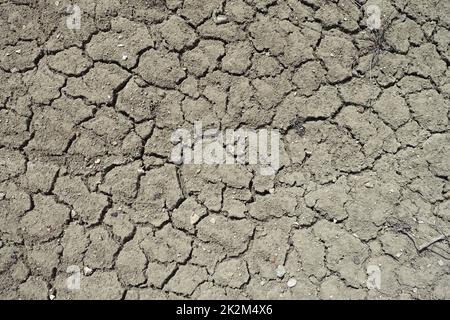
[83,266,93,276]
[190,213,200,225]
[276,265,286,278]
[49,294,56,300]
[94,159,101,164]
[438,260,444,266]
[215,15,228,24]
[287,278,297,288]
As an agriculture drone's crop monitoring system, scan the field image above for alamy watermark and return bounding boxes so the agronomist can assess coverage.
[66,265,81,290]
[170,122,280,176]
[66,4,82,30]
[366,5,382,30]
[366,265,381,290]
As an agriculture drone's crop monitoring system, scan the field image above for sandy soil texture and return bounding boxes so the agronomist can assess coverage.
[0,0,449,300]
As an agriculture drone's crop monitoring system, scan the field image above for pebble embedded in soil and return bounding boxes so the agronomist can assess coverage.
[287,278,297,288]
[276,265,286,278]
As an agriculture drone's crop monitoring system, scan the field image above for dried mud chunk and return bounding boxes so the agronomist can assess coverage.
[335,106,400,157]
[60,224,89,266]
[116,241,147,286]
[319,276,366,300]
[0,109,29,147]
[137,49,185,89]
[65,63,130,104]
[135,165,182,214]
[434,27,450,62]
[27,109,75,155]
[373,88,410,129]
[250,53,283,77]
[144,127,175,158]
[246,217,293,279]
[27,241,60,279]
[182,40,225,77]
[104,208,135,242]
[305,177,350,222]
[326,233,369,287]
[338,78,380,106]
[20,194,70,243]
[222,41,253,75]
[292,61,326,97]
[385,19,424,53]
[397,257,441,290]
[408,43,447,83]
[197,214,254,257]
[172,197,207,233]
[87,17,154,68]
[54,176,109,226]
[99,161,141,203]
[146,262,177,288]
[345,181,400,240]
[302,86,342,118]
[216,165,253,189]
[179,0,222,26]
[140,225,192,263]
[396,120,430,147]
[252,72,292,109]
[225,0,255,23]
[291,229,326,280]
[0,182,31,242]
[248,188,297,220]
[24,62,65,104]
[198,20,247,42]
[19,160,59,193]
[249,17,286,56]
[82,107,133,144]
[317,35,357,83]
[197,182,224,211]
[116,79,160,122]
[192,282,229,300]
[213,259,249,288]
[300,122,367,183]
[47,47,92,76]
[434,275,450,299]
[181,96,218,127]
[159,16,198,51]
[165,264,208,295]
[18,277,48,300]
[279,29,315,67]
[379,232,415,262]
[154,91,185,128]
[422,134,450,179]
[84,227,120,269]
[55,271,124,300]
[407,90,448,132]
[0,41,41,72]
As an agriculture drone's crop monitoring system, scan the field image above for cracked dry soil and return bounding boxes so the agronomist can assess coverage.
[0,0,450,300]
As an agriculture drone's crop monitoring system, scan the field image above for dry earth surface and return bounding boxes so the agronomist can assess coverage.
[0,0,449,300]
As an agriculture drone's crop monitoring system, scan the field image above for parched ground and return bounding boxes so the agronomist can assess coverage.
[0,0,449,300]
